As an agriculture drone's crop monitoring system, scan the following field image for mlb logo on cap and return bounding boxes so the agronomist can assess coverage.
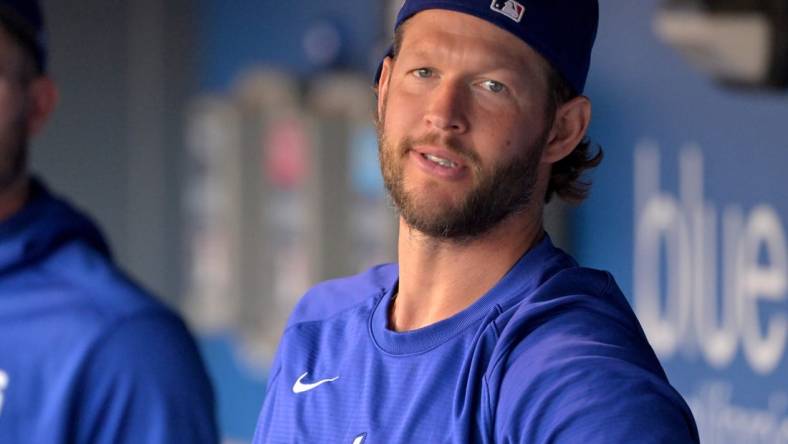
[490,0,525,23]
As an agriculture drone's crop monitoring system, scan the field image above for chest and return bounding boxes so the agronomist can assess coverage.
[258,328,499,443]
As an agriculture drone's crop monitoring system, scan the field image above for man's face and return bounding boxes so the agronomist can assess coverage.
[376,10,554,240]
[0,26,31,190]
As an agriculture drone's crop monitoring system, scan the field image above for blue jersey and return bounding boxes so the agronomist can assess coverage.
[0,179,218,443]
[253,235,698,443]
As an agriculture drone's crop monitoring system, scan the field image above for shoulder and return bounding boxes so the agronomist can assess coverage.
[501,266,640,340]
[27,230,210,387]
[497,267,662,380]
[7,228,195,353]
[491,268,699,442]
[43,243,210,385]
[83,309,208,385]
[286,263,397,328]
[264,264,397,393]
[30,252,217,441]
[532,266,616,302]
[38,243,210,392]
[36,236,171,320]
[72,311,218,443]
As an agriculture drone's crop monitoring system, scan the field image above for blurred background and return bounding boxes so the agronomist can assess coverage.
[33,0,788,442]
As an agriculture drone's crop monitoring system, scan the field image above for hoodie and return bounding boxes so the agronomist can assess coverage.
[0,178,218,443]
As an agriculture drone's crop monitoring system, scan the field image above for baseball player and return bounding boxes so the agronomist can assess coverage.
[253,1,699,442]
[0,1,218,442]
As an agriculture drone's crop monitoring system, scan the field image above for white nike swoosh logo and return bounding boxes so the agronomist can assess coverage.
[352,434,367,444]
[292,372,339,394]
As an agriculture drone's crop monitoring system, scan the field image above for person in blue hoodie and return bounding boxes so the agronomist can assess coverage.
[253,1,699,443]
[0,1,218,442]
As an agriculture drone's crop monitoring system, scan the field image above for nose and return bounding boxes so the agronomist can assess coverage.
[423,80,469,134]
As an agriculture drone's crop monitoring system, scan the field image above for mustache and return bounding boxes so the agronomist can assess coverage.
[399,134,481,165]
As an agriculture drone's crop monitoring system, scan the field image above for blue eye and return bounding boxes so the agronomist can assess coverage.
[481,80,506,93]
[413,68,433,78]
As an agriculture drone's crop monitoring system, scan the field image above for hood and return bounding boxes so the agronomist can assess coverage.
[0,177,110,275]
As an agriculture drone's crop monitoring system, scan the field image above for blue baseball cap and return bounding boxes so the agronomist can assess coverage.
[376,0,598,94]
[0,0,46,73]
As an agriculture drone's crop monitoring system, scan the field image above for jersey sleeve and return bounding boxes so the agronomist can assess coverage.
[251,330,286,444]
[492,308,699,443]
[72,311,219,444]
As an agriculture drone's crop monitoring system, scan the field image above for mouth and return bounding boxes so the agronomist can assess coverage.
[410,145,467,170]
[407,145,470,180]
[421,152,459,169]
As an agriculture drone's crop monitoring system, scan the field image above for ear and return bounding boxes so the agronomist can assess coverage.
[541,96,591,164]
[25,76,59,137]
[376,56,393,121]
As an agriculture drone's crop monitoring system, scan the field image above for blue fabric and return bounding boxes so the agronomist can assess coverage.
[376,0,598,93]
[253,235,698,443]
[0,179,218,443]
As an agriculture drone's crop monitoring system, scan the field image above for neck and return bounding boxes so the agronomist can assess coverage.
[391,208,544,332]
[0,174,30,222]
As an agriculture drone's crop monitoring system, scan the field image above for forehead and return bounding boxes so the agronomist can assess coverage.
[396,9,548,77]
